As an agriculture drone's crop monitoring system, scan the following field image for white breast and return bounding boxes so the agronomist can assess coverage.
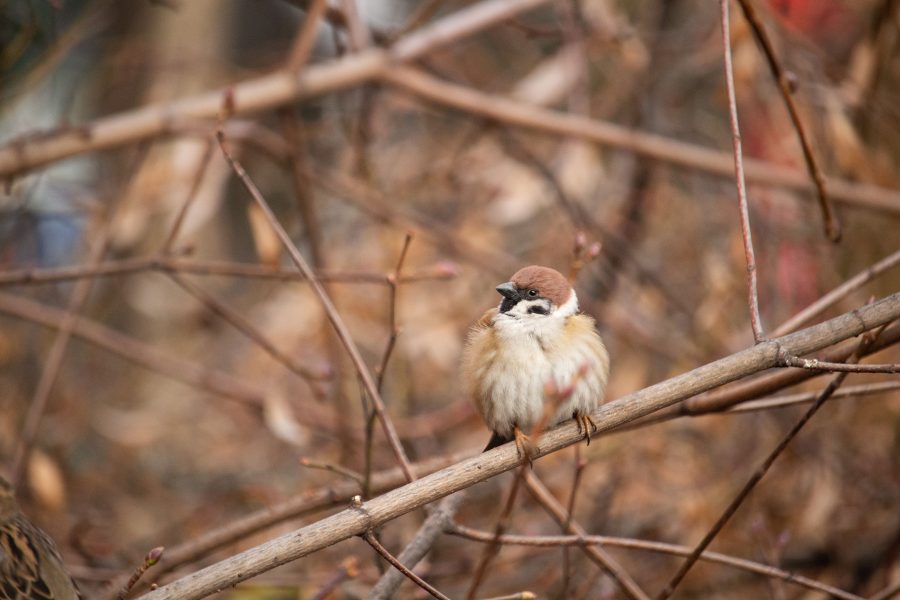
[477,297,608,439]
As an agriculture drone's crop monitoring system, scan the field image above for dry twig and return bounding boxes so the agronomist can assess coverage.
[735,0,841,242]
[216,129,417,483]
[367,491,466,600]
[718,0,765,343]
[447,525,863,600]
[363,531,451,600]
[655,327,883,599]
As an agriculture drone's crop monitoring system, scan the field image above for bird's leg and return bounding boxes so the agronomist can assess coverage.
[513,425,538,466]
[574,413,598,446]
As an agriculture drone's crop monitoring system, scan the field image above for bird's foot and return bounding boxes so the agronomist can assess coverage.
[513,426,538,467]
[574,413,598,446]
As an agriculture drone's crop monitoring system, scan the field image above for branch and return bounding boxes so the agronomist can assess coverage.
[522,471,650,600]
[447,525,863,600]
[773,249,900,336]
[367,492,466,600]
[381,66,900,214]
[735,0,840,242]
[719,0,765,343]
[0,0,551,178]
[781,355,899,373]
[102,454,466,600]
[216,130,416,482]
[655,328,878,599]
[136,292,900,600]
[363,532,451,600]
[0,256,457,287]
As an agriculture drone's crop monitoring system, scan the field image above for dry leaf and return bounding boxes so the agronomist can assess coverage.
[263,392,309,447]
[27,449,66,512]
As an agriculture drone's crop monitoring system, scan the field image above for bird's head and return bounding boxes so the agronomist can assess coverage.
[496,265,577,319]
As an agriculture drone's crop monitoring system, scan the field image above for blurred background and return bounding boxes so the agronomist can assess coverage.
[0,0,898,598]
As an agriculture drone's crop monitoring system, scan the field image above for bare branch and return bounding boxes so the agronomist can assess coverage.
[719,0,765,343]
[522,471,650,600]
[134,292,900,600]
[363,531,451,600]
[655,327,880,599]
[735,0,841,242]
[773,249,900,336]
[216,130,416,482]
[448,525,863,600]
[381,67,900,214]
[368,492,466,600]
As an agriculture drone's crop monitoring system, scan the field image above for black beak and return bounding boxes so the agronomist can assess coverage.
[496,282,518,300]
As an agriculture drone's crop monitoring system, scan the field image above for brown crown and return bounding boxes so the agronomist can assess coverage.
[509,265,572,306]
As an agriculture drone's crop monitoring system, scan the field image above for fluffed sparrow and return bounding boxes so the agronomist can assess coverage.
[0,476,82,600]
[462,265,610,460]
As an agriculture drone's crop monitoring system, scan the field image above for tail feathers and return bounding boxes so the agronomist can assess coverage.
[483,431,509,452]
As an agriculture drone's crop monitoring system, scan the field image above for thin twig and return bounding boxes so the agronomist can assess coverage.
[278,110,326,268]
[781,355,899,373]
[523,471,650,600]
[160,138,215,253]
[364,232,414,497]
[719,0,765,343]
[728,380,900,413]
[368,491,466,600]
[9,144,148,484]
[447,525,864,600]
[116,547,164,600]
[655,328,882,599]
[0,256,457,287]
[465,465,529,600]
[560,445,588,597]
[285,0,327,70]
[166,271,328,382]
[363,531,451,600]
[337,0,371,49]
[773,249,900,336]
[299,457,364,486]
[735,0,840,242]
[216,129,416,483]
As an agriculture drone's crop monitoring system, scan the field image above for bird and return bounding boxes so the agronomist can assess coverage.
[0,476,83,600]
[462,265,610,462]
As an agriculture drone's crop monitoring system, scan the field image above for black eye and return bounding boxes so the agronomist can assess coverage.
[527,289,538,297]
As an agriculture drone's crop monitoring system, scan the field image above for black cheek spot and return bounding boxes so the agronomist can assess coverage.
[528,306,549,315]
[500,297,520,313]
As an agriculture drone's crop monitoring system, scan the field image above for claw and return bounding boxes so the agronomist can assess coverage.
[513,426,538,467]
[574,414,598,446]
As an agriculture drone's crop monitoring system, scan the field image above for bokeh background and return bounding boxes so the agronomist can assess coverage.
[1,0,899,598]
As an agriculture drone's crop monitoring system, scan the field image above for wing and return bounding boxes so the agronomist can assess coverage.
[460,308,499,423]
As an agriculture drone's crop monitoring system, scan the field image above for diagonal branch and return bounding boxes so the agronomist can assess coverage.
[135,292,900,600]
[216,130,416,482]
[735,0,841,242]
[380,67,900,214]
[0,0,551,178]
[367,491,466,599]
[654,327,881,599]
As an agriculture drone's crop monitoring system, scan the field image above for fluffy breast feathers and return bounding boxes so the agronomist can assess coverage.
[462,307,609,439]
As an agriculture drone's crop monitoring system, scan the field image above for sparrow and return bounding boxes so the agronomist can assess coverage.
[462,265,610,460]
[0,476,83,600]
